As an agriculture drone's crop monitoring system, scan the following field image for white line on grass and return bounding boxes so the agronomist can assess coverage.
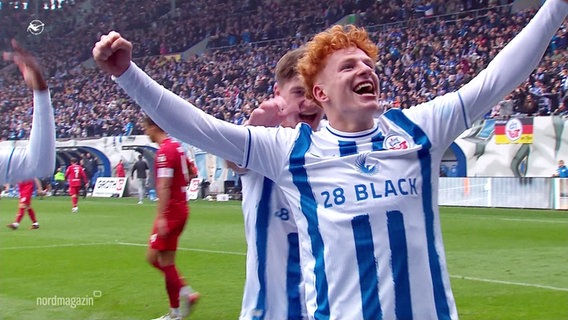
[4,242,565,292]
[117,242,568,292]
[116,242,568,292]
[116,242,568,291]
[446,215,568,224]
[451,275,568,292]
[0,242,114,250]
[497,217,568,224]
[115,241,246,256]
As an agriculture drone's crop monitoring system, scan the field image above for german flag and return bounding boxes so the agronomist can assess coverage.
[494,118,533,144]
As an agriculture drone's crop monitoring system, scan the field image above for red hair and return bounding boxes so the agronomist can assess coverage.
[298,25,378,105]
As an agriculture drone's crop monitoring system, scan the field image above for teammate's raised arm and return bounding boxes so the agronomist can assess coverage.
[0,40,55,185]
[93,32,267,174]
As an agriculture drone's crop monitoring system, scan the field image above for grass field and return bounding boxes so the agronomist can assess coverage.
[0,197,567,320]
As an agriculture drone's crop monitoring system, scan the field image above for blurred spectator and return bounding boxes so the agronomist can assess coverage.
[553,94,568,116]
[82,152,97,187]
[52,167,67,196]
[131,154,149,204]
[491,94,514,119]
[552,160,568,177]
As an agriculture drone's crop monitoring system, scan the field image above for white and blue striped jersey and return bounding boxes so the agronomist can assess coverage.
[245,108,462,320]
[115,1,568,318]
[239,171,305,320]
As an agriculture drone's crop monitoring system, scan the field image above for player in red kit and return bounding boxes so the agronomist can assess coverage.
[7,178,42,230]
[143,117,199,320]
[115,159,126,178]
[65,158,88,213]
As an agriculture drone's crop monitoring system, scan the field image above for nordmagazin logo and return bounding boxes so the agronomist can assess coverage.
[36,290,102,308]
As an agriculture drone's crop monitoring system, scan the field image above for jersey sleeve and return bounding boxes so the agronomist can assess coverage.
[116,63,250,168]
[243,125,299,182]
[402,92,467,151]
[1,90,55,185]
[114,63,288,180]
[458,0,568,123]
[404,0,568,149]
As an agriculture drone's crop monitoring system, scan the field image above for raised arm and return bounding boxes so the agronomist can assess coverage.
[0,40,55,185]
[459,0,568,123]
[93,32,250,166]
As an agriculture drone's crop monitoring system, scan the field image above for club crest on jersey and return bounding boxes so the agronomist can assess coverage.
[355,153,378,175]
[156,154,167,163]
[384,135,409,150]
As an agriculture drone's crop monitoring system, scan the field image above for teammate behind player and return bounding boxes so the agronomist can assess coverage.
[65,158,88,213]
[143,117,200,320]
[7,178,42,230]
[231,48,324,320]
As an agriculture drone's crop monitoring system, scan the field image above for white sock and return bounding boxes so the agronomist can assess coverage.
[180,286,191,296]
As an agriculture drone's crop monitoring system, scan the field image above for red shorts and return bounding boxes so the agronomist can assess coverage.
[148,208,188,251]
[69,186,81,196]
[19,191,33,205]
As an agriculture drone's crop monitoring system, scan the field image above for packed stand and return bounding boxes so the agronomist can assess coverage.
[364,4,568,118]
[1,1,567,141]
[0,0,173,76]
[0,0,79,70]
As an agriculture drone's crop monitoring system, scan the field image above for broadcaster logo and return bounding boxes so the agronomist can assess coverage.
[27,20,45,35]
[36,290,102,309]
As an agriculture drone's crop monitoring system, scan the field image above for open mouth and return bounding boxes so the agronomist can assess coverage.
[353,81,375,96]
[299,112,319,123]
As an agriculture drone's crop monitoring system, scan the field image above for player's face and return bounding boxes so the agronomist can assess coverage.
[143,123,157,143]
[277,76,324,129]
[314,46,379,131]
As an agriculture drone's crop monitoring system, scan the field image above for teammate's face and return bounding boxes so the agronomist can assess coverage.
[276,76,323,129]
[313,46,379,132]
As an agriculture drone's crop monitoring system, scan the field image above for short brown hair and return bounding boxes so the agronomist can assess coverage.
[143,116,164,132]
[274,47,306,86]
[298,25,378,104]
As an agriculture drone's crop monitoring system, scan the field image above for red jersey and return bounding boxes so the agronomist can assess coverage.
[116,162,125,177]
[155,138,197,209]
[65,164,88,187]
[18,180,35,197]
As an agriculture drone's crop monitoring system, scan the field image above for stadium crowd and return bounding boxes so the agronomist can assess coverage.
[0,0,567,141]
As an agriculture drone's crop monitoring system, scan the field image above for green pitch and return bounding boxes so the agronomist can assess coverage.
[0,197,566,320]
